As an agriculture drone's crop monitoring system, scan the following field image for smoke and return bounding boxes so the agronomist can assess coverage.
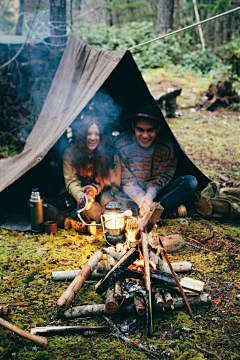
[50,88,123,171]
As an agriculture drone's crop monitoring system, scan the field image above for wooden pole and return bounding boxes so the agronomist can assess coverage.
[0,317,47,347]
[159,239,193,318]
[142,233,153,337]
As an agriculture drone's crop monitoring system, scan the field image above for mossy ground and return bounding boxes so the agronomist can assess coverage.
[0,69,240,359]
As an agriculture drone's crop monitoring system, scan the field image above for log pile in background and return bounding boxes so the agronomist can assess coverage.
[202,79,240,111]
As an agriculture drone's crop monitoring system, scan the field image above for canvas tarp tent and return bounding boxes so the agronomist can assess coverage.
[0,34,209,228]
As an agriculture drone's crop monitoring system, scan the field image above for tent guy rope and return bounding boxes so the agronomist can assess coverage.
[128,6,240,50]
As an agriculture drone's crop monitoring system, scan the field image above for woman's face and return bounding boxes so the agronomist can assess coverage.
[86,123,100,152]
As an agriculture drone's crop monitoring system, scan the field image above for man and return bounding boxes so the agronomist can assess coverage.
[114,103,198,217]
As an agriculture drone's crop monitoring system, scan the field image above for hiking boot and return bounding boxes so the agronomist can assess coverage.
[64,217,87,234]
[64,217,97,235]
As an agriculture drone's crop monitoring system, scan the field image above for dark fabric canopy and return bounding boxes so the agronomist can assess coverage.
[0,34,209,216]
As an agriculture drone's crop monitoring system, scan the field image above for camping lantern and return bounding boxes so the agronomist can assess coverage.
[101,201,132,246]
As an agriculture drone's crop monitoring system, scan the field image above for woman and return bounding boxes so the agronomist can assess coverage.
[44,115,120,233]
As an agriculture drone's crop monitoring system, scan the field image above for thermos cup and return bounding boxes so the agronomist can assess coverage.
[29,188,44,232]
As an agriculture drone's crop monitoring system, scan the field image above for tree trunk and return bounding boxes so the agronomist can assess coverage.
[50,0,67,46]
[157,0,175,34]
[15,0,25,35]
[223,14,232,44]
[214,17,223,52]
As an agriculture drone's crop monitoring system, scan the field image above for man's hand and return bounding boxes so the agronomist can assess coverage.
[139,193,153,217]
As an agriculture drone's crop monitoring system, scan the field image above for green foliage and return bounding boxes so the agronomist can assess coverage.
[73,21,227,75]
[181,44,222,74]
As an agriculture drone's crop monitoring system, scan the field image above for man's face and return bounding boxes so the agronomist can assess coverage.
[133,118,160,148]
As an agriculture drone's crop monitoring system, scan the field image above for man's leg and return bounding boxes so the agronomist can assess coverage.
[155,175,198,212]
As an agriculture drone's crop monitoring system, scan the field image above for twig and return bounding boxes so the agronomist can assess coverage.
[196,344,221,360]
[103,316,161,360]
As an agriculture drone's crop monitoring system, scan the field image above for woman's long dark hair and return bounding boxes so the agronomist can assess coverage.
[71,116,111,188]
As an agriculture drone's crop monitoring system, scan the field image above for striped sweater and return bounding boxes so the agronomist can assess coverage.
[114,130,178,205]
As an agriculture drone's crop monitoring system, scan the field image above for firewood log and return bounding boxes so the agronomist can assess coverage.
[114,281,123,302]
[64,293,212,319]
[149,250,191,273]
[105,288,119,314]
[56,251,102,310]
[134,296,146,315]
[160,235,186,252]
[163,292,174,309]
[104,247,121,261]
[30,325,109,336]
[0,317,47,347]
[52,263,109,281]
[155,290,164,309]
[106,246,117,268]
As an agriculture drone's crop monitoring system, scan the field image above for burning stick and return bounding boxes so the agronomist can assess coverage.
[142,232,153,337]
[56,251,102,311]
[159,238,193,318]
[95,248,139,295]
[0,317,47,347]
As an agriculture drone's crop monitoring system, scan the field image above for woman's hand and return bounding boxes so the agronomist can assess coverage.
[139,193,153,217]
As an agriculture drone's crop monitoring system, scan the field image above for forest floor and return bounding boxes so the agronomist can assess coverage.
[0,69,240,360]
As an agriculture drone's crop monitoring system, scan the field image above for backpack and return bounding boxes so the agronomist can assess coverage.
[194,181,240,222]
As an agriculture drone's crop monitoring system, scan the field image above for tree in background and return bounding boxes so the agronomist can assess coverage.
[50,0,67,45]
[157,0,175,34]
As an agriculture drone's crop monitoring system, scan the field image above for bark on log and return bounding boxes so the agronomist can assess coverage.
[163,292,174,309]
[30,325,109,336]
[105,288,119,314]
[134,296,146,315]
[139,203,164,233]
[149,251,191,273]
[155,290,164,309]
[64,294,212,318]
[116,242,124,256]
[142,232,153,337]
[114,281,123,302]
[0,317,47,347]
[104,247,121,261]
[52,263,109,281]
[56,251,102,310]
[106,246,117,268]
[161,235,186,253]
[95,248,139,295]
[126,268,204,293]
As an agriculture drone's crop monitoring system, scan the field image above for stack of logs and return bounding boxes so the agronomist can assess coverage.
[54,203,210,338]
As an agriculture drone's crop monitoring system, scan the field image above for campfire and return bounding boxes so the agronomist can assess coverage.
[54,202,208,339]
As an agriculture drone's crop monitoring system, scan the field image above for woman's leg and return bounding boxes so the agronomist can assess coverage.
[43,203,67,228]
[155,175,198,212]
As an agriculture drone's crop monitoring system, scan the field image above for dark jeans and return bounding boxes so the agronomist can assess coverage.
[155,175,198,212]
[102,175,198,216]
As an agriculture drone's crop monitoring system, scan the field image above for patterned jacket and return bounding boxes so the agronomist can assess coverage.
[114,130,178,204]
